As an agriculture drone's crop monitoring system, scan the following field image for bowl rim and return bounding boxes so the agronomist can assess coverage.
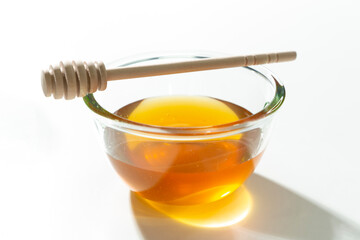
[83,53,285,137]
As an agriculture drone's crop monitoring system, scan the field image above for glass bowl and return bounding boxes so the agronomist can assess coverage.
[84,52,285,206]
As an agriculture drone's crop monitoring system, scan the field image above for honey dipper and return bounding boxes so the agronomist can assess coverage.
[41,51,296,100]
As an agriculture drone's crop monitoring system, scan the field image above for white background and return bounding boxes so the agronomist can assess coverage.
[1,0,360,239]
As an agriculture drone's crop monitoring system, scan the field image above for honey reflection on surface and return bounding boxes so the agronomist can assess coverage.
[106,96,262,205]
[133,184,252,228]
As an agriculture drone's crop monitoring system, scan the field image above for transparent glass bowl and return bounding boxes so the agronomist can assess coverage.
[84,52,285,206]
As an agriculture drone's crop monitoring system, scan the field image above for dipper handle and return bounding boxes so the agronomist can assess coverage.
[41,51,296,100]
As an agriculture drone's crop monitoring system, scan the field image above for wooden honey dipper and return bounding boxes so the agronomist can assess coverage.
[41,51,296,100]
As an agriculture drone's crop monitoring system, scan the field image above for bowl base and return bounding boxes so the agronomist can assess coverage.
[132,184,252,228]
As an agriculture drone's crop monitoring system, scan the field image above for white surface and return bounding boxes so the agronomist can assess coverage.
[1,0,360,239]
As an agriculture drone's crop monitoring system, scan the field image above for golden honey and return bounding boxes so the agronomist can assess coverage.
[105,96,262,205]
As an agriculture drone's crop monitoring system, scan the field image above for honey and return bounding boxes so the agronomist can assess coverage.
[105,96,262,205]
